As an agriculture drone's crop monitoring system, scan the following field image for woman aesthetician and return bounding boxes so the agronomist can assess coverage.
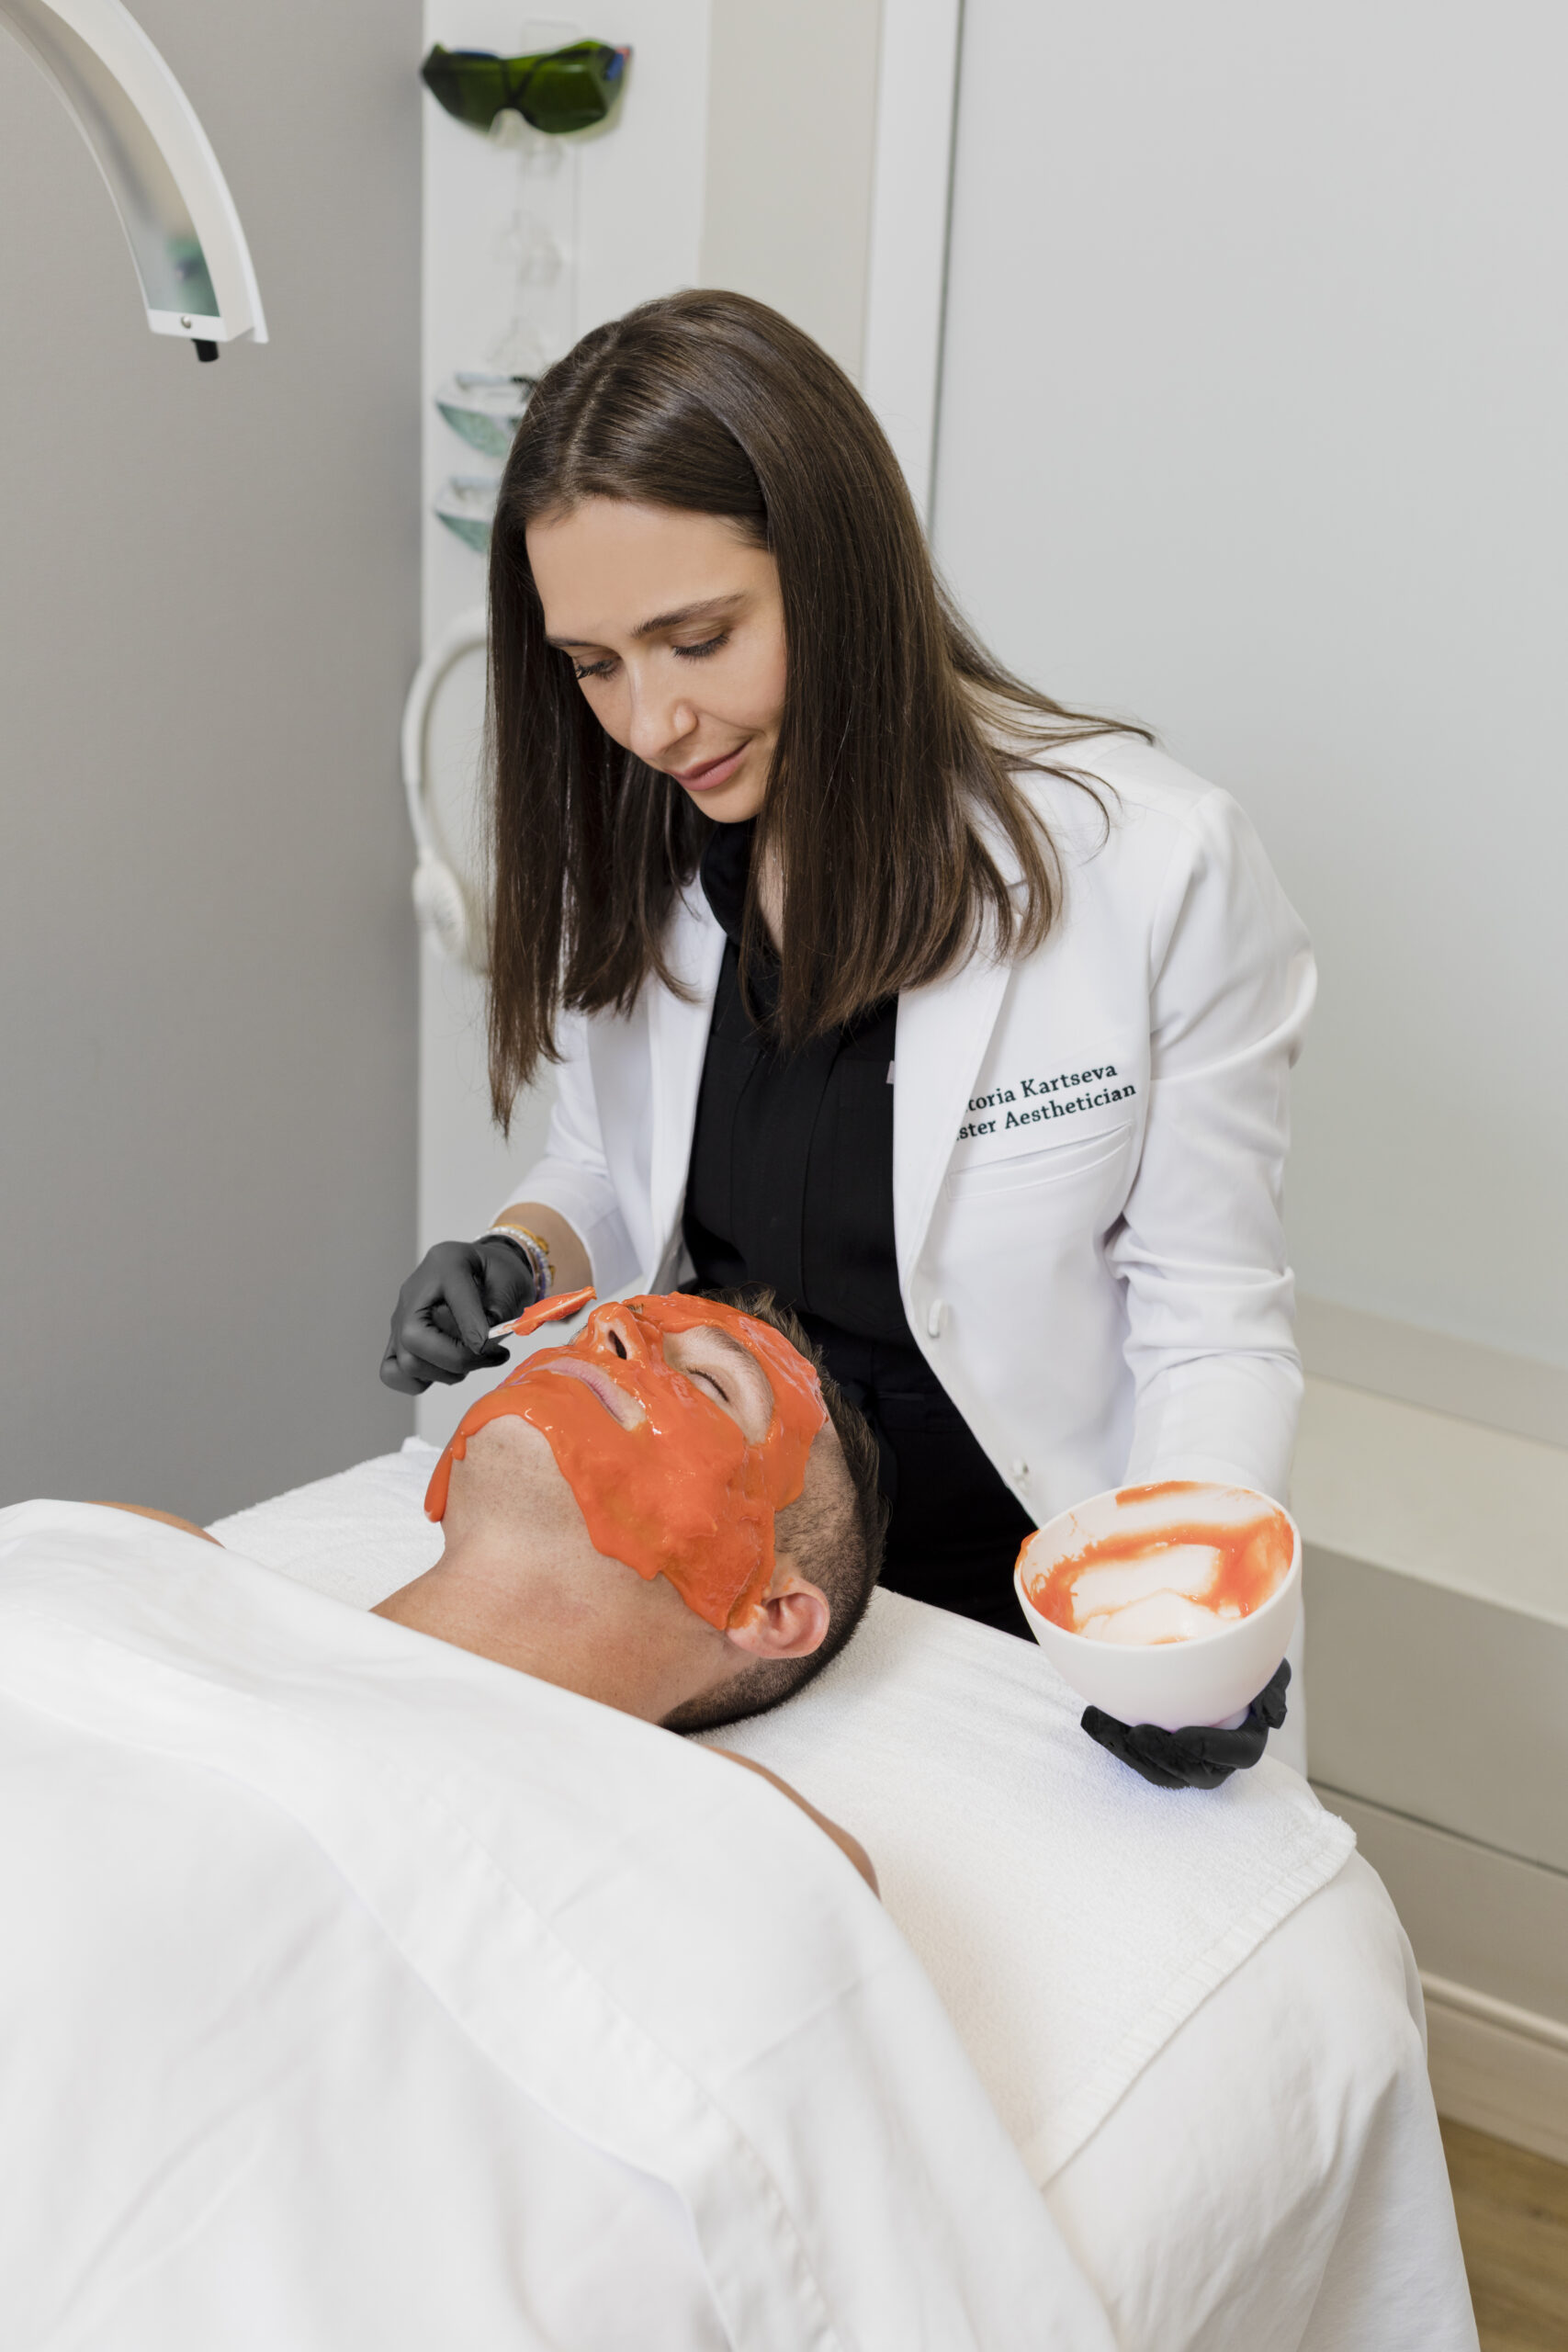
[382,292,1313,1790]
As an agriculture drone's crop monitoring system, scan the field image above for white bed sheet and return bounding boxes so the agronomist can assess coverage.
[1051,1856,1470,2349]
[211,1444,1477,2352]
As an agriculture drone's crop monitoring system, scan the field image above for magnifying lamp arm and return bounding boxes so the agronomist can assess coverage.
[0,0,266,349]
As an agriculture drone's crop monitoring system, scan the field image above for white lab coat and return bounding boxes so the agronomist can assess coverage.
[509,733,1314,1525]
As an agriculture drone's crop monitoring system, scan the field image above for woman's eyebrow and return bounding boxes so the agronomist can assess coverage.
[631,593,745,639]
[544,593,746,651]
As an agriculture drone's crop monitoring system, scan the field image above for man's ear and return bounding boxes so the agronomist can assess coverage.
[726,1570,830,1662]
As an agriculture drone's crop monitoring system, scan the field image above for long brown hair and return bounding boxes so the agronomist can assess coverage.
[486,288,1144,1125]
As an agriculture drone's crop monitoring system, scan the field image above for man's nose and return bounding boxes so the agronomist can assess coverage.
[589,1304,652,1366]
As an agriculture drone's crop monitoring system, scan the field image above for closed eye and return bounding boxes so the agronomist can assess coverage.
[569,633,726,683]
[692,1367,730,1401]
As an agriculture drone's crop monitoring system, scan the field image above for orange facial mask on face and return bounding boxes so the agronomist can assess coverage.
[423,1295,829,1630]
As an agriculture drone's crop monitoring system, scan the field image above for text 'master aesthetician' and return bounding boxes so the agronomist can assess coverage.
[383,291,1314,1790]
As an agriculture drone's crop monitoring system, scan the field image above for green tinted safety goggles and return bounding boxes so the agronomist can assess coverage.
[421,41,627,137]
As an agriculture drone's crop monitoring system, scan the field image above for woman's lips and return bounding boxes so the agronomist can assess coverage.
[670,743,747,793]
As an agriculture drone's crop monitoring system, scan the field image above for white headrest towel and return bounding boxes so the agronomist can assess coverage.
[0,1498,1114,2352]
[212,1441,1354,2185]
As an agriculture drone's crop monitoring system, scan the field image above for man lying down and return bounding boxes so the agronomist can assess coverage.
[0,1291,1115,2352]
[380,1286,887,1885]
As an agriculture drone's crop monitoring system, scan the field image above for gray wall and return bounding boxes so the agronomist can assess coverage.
[0,0,422,1521]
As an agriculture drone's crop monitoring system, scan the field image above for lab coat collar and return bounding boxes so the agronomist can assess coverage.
[893,791,1028,1272]
[647,888,726,1271]
[893,944,1014,1274]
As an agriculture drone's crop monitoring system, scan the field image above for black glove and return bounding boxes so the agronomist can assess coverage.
[1080,1659,1292,1792]
[379,1235,538,1394]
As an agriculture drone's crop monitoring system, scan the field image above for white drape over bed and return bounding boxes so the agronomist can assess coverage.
[0,1498,1116,2352]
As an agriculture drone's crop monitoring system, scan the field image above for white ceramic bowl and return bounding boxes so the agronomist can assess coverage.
[1014,1481,1301,1731]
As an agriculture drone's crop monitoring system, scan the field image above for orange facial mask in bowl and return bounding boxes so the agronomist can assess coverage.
[1021,1480,1295,1646]
[1024,1476,1297,1646]
[1014,1480,1303,1730]
[423,1295,829,1630]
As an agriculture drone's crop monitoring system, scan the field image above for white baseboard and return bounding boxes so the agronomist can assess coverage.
[1296,1295,1568,1450]
[1423,1972,1568,2165]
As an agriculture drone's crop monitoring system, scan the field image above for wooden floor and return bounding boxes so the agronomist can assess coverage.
[1442,2119,1568,2351]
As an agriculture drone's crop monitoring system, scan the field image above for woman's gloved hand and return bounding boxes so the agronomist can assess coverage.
[379,1235,538,1394]
[1080,1659,1292,1791]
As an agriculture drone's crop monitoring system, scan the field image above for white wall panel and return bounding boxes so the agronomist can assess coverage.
[416,4,716,1446]
[862,0,962,512]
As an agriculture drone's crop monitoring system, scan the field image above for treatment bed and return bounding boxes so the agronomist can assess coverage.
[197,1439,1479,2351]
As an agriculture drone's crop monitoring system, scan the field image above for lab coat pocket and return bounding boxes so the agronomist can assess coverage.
[942,1123,1133,1205]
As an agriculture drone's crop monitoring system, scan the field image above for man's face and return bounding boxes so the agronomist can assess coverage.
[424,1296,828,1630]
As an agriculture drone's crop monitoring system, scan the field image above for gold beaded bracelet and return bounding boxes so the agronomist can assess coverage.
[485,1222,554,1296]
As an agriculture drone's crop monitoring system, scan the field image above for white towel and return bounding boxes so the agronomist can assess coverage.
[210,1439,446,1607]
[212,1442,1354,2181]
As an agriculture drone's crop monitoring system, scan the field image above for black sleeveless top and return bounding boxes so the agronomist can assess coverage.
[681,821,1032,1635]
